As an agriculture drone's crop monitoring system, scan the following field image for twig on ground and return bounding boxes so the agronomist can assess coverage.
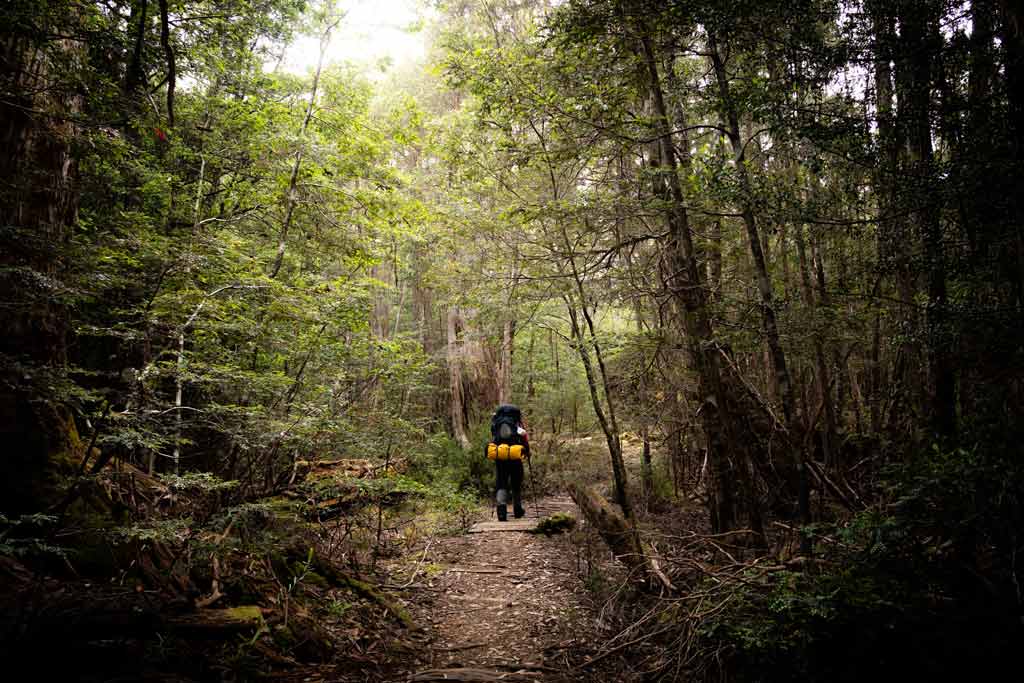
[400,538,434,589]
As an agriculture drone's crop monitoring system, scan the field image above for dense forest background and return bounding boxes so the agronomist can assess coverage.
[2,0,1022,680]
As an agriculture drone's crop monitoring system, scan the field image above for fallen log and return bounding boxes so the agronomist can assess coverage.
[4,599,264,644]
[569,484,674,594]
[165,605,264,634]
[333,574,417,630]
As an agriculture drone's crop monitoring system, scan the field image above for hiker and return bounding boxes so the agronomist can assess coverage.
[486,404,530,521]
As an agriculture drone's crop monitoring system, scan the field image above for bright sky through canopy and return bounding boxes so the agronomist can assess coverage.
[281,0,426,74]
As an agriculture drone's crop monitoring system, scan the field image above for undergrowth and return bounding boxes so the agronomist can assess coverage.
[695,442,1023,681]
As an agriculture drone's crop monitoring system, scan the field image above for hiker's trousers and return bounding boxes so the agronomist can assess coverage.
[495,459,524,513]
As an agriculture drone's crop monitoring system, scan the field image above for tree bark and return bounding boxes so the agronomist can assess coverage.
[897,0,956,437]
[124,0,149,101]
[563,288,632,520]
[708,32,797,428]
[569,483,673,594]
[795,224,837,467]
[446,307,471,449]
[870,0,918,436]
[157,0,176,128]
[0,22,83,512]
[636,25,737,533]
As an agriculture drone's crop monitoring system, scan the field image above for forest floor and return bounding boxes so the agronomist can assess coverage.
[2,441,643,682]
[392,495,606,683]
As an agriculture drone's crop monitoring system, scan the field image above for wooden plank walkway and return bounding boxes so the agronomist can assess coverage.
[468,496,577,534]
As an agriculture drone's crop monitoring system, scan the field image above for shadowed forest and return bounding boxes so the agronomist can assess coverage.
[2,0,1023,681]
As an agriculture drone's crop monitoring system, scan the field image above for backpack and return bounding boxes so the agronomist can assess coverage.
[490,404,521,444]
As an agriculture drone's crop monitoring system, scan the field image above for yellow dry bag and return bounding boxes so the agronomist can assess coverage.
[487,442,524,461]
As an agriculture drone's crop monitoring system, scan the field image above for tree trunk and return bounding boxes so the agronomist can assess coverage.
[898,0,956,437]
[795,224,837,468]
[447,307,471,449]
[563,290,633,520]
[636,25,738,533]
[569,483,673,594]
[870,0,918,437]
[708,32,797,428]
[157,0,176,128]
[0,24,83,512]
[1002,0,1024,306]
[497,319,514,404]
[1001,0,1024,166]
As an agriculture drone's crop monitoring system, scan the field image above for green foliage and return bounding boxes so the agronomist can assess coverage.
[208,501,277,533]
[6,0,1024,677]
[113,518,193,544]
[410,429,492,497]
[326,598,353,619]
[287,546,316,594]
[352,473,428,499]
[0,513,65,559]
[161,472,240,493]
[427,482,480,532]
[699,443,1024,680]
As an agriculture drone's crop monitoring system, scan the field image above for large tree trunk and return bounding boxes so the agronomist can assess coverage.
[897,0,956,437]
[869,0,918,437]
[1002,0,1024,166]
[0,24,83,512]
[497,319,514,404]
[996,2,1024,350]
[636,26,738,533]
[708,32,797,428]
[446,307,471,449]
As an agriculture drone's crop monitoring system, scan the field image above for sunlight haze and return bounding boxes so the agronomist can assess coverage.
[281,0,427,75]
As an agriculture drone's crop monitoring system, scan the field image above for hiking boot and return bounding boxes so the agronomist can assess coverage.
[513,505,525,519]
[497,504,508,522]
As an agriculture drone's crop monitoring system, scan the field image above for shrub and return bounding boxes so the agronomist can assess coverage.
[697,443,1023,681]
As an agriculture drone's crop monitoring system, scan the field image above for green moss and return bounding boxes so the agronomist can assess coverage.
[337,575,416,630]
[531,512,576,536]
[301,569,329,590]
[226,605,263,622]
[273,623,295,648]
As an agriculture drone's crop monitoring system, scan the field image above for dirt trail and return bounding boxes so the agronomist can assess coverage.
[402,496,596,682]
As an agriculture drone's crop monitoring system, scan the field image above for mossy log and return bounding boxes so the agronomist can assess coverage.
[334,574,416,630]
[280,545,416,630]
[4,596,263,643]
[165,605,264,634]
[569,483,674,594]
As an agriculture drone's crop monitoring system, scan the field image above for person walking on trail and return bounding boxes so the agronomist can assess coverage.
[485,404,530,521]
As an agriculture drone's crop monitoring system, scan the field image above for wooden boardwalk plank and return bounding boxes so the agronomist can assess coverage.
[468,498,577,534]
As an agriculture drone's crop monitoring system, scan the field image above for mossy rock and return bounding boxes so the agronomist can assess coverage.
[531,512,577,536]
